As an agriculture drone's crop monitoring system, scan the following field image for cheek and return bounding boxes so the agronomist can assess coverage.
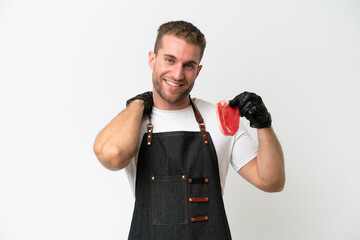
[154,64,168,76]
[186,72,198,82]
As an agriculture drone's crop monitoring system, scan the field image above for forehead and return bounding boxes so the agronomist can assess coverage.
[158,34,201,63]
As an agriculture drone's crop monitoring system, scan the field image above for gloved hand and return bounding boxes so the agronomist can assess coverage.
[126,91,153,116]
[229,91,272,128]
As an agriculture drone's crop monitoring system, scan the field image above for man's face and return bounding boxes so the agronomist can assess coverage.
[149,34,203,110]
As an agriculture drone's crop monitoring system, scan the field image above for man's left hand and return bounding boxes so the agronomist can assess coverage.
[229,91,272,128]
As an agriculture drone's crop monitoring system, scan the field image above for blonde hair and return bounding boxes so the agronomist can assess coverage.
[154,20,206,61]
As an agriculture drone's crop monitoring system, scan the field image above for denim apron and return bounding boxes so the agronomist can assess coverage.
[128,98,232,239]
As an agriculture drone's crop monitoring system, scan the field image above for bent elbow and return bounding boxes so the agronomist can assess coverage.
[269,183,285,193]
[263,179,285,193]
[93,144,130,171]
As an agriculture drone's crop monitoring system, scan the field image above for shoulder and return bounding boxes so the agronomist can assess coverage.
[192,98,219,131]
[193,98,215,109]
[193,98,216,117]
[193,98,222,137]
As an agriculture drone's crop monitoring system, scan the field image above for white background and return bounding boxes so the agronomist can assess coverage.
[1,0,359,239]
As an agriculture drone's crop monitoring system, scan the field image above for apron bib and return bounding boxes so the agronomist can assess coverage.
[128,98,232,239]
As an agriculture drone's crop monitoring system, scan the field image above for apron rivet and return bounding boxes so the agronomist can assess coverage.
[151,176,155,180]
[147,142,151,145]
[189,198,192,202]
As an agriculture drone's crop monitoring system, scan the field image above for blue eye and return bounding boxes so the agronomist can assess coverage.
[166,58,174,63]
[185,64,194,69]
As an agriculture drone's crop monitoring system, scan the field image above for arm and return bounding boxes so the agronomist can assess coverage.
[238,127,285,192]
[230,92,285,192]
[93,99,144,171]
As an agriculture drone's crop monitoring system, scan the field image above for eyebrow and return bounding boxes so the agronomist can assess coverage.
[163,54,198,65]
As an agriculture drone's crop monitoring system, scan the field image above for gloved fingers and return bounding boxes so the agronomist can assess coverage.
[229,97,239,108]
[143,91,153,100]
[239,101,253,117]
[248,104,266,115]
[238,92,252,107]
[144,106,152,116]
[229,91,248,108]
[126,91,153,116]
[237,91,259,110]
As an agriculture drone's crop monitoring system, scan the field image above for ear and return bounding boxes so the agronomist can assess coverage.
[196,65,203,77]
[148,51,156,70]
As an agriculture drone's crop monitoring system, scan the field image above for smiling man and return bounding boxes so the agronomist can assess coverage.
[150,31,203,110]
[93,20,285,239]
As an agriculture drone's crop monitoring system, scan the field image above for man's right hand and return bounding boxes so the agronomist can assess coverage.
[126,91,153,116]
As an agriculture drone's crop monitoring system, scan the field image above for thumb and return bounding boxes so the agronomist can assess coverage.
[228,98,238,108]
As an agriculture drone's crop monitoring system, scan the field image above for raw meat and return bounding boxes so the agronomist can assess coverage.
[216,100,240,136]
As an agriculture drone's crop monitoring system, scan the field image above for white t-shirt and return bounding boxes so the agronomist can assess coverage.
[125,98,258,197]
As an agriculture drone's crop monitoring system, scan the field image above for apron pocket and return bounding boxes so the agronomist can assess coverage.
[151,175,188,225]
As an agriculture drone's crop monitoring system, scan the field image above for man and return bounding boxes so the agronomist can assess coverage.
[93,20,285,239]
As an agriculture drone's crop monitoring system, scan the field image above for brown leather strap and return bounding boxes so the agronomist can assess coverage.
[146,114,153,145]
[190,216,209,223]
[188,197,209,203]
[189,97,209,145]
[190,97,204,123]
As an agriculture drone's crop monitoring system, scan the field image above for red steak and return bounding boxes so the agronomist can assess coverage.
[216,100,240,136]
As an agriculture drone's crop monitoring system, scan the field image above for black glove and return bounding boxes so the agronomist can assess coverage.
[229,91,272,128]
[126,91,153,116]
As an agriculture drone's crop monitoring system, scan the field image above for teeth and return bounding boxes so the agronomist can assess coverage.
[166,80,181,87]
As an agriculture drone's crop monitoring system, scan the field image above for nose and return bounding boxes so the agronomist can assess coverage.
[171,64,184,81]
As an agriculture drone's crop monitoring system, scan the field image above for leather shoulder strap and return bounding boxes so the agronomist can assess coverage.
[189,97,209,145]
